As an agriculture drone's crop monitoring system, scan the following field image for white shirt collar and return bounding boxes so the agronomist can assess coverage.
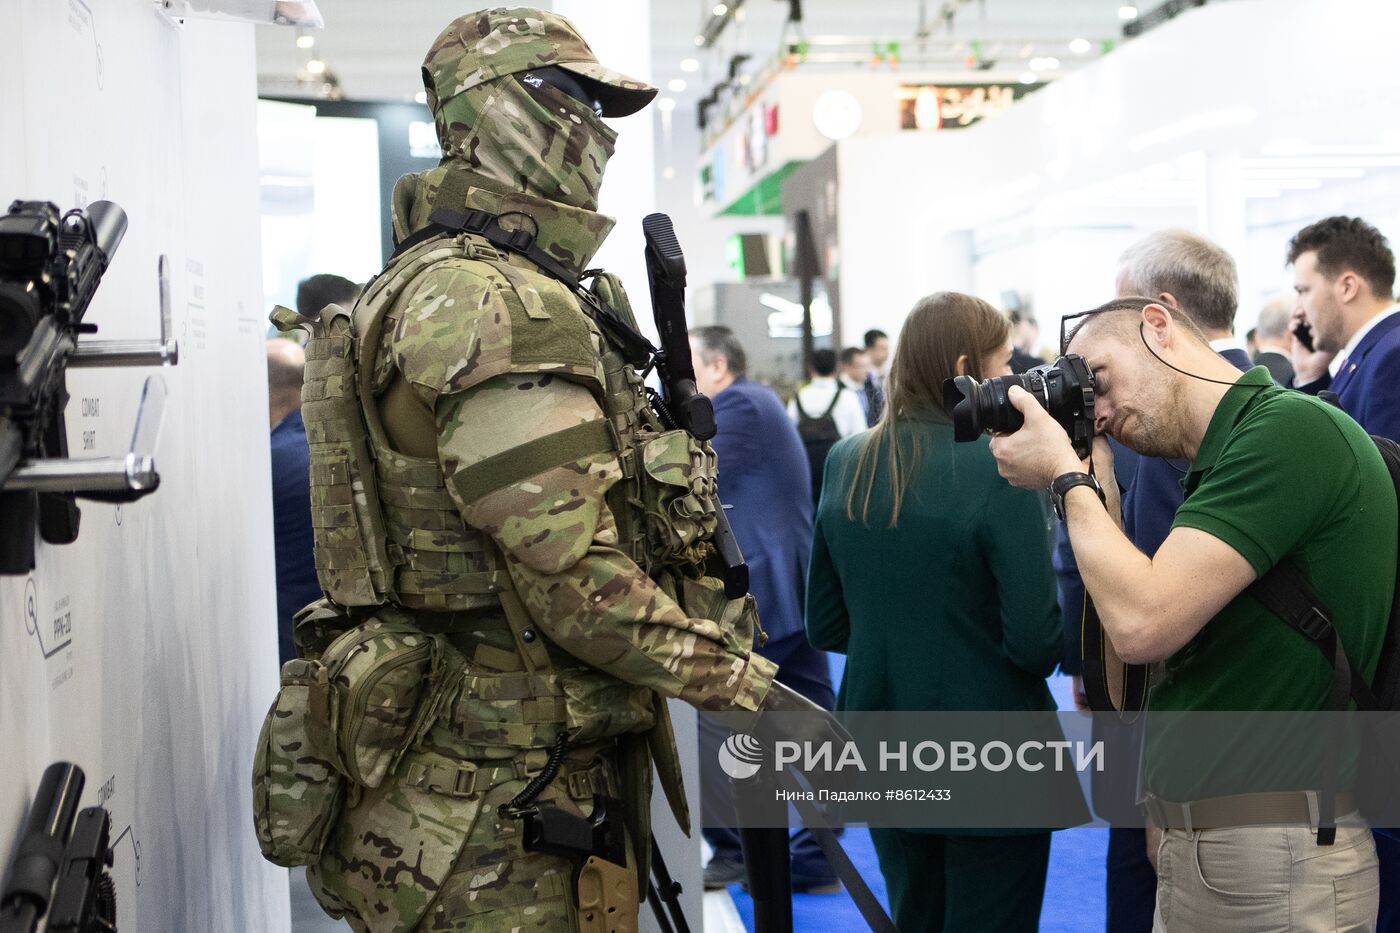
[1209,336,1249,356]
[1330,304,1400,377]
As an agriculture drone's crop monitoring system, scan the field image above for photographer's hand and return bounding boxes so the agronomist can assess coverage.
[988,386,1082,489]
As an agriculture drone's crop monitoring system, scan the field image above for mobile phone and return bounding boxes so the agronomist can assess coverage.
[1293,319,1315,352]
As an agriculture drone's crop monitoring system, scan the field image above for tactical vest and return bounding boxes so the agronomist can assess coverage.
[276,232,719,616]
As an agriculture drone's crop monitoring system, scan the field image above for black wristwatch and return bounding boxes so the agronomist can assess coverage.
[1050,471,1104,521]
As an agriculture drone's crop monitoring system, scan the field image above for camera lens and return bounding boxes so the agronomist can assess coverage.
[943,355,1096,457]
[943,373,1034,440]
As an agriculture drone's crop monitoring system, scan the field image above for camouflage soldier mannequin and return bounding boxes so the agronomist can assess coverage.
[253,9,844,932]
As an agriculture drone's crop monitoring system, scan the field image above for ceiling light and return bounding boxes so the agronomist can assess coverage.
[667,78,687,93]
[1118,5,1139,20]
[680,57,699,73]
[1029,57,1060,71]
[662,167,676,180]
[694,34,706,46]
[295,34,315,49]
[1069,37,1091,54]
[713,3,728,16]
[1019,71,1038,85]
[305,59,326,75]
[657,97,676,112]
[414,90,428,105]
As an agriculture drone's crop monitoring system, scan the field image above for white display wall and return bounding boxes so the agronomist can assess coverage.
[0,3,287,931]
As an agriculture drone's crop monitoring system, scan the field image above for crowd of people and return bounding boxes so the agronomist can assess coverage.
[243,9,1400,932]
[265,213,1399,932]
[689,215,1396,931]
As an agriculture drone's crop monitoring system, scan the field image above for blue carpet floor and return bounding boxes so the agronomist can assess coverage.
[724,657,1111,931]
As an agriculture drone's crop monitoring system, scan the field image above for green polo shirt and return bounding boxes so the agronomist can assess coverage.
[1146,367,1394,799]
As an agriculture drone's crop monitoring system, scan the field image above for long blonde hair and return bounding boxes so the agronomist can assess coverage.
[845,292,1011,527]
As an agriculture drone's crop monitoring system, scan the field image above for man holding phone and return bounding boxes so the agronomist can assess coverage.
[1289,216,1400,444]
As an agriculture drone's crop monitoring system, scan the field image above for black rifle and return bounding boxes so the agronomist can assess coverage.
[641,212,749,599]
[0,762,117,933]
[0,199,162,574]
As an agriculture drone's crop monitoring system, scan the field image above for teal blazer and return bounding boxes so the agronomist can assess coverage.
[806,418,1063,713]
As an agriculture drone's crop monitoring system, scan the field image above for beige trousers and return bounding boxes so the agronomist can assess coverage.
[1152,820,1378,932]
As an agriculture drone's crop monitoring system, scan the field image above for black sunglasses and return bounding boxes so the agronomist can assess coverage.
[519,67,604,118]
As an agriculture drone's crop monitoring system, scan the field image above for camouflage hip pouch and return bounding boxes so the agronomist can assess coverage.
[637,429,719,566]
[252,658,344,866]
[252,615,455,866]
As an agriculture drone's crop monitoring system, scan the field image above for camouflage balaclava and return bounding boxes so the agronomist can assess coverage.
[422,8,657,213]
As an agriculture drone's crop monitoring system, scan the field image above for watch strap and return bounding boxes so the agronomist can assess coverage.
[1050,471,1104,520]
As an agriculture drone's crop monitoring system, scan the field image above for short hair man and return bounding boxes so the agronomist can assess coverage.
[862,328,889,423]
[266,338,321,665]
[1289,216,1400,442]
[992,297,1393,932]
[839,346,874,424]
[687,326,839,893]
[789,348,869,505]
[1252,295,1296,385]
[1054,229,1256,930]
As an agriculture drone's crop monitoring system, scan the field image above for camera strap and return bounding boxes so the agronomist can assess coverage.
[1080,593,1150,718]
[1078,460,1151,718]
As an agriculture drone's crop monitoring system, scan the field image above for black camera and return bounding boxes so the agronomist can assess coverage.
[943,354,1096,458]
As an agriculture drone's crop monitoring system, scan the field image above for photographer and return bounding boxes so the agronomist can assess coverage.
[990,296,1392,931]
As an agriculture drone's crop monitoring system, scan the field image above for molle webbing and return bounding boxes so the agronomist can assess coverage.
[297,307,394,607]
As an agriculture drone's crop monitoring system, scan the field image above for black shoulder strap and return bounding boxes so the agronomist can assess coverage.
[1080,592,1150,717]
[1249,560,1378,711]
[397,205,657,369]
[821,382,844,418]
[792,389,812,421]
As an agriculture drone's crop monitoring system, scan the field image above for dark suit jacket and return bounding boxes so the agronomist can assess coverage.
[271,409,323,665]
[710,378,814,643]
[1296,310,1400,443]
[1253,349,1294,386]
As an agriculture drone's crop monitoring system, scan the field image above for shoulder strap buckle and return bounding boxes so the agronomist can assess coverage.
[1297,607,1332,641]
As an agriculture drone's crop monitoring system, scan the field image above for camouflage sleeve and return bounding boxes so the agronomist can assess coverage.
[435,373,776,713]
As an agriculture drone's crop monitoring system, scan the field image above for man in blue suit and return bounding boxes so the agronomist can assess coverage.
[267,337,322,666]
[688,325,839,893]
[1289,216,1400,443]
[1288,215,1400,932]
[1056,229,1253,933]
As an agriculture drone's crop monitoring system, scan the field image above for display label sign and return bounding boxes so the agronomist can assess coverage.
[897,83,1036,131]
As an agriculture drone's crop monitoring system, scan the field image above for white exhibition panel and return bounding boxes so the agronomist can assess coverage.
[834,0,1400,345]
[0,3,287,931]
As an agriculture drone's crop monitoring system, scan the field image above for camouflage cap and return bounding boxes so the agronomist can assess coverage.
[423,8,658,118]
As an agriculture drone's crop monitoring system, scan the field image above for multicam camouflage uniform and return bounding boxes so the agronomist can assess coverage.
[269,9,778,932]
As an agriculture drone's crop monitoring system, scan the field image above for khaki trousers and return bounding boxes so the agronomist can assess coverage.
[1152,820,1379,932]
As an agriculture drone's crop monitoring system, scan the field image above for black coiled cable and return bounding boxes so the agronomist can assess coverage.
[500,732,571,817]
